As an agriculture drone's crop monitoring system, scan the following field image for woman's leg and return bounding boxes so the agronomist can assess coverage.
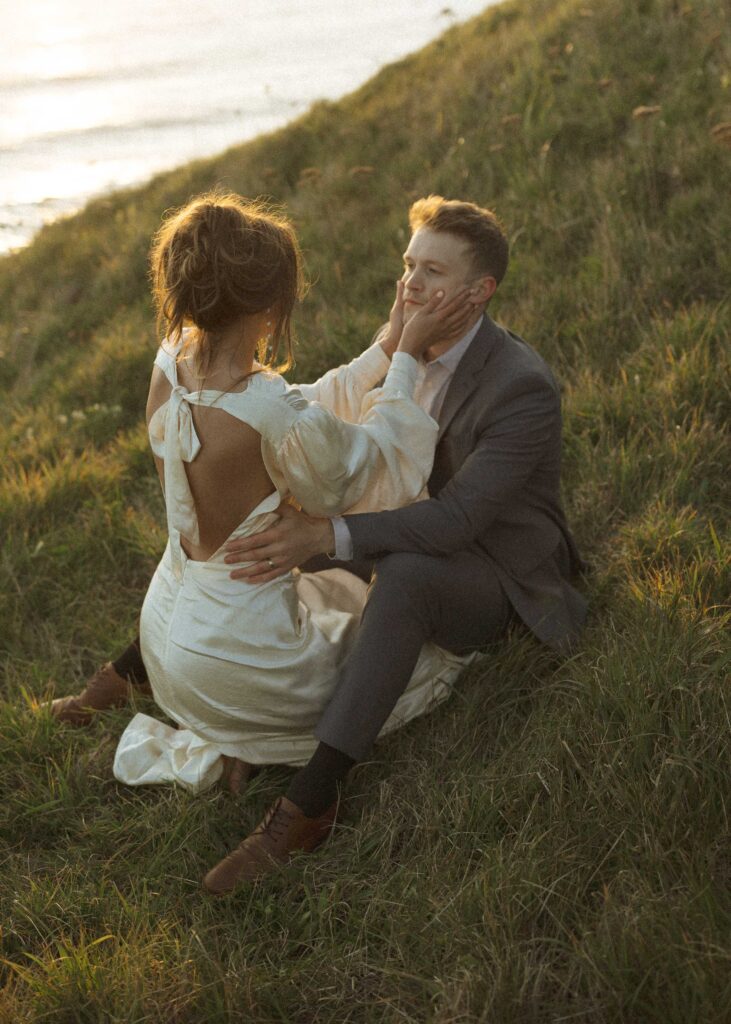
[49,635,151,724]
[112,635,149,687]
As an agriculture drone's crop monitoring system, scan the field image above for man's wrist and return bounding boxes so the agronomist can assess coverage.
[329,516,354,560]
[318,518,336,557]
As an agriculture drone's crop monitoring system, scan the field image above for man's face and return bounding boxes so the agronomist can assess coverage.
[401,227,477,322]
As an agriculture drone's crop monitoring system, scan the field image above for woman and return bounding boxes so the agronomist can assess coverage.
[113,192,476,793]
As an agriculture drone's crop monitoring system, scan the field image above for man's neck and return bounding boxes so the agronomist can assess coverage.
[423,310,484,363]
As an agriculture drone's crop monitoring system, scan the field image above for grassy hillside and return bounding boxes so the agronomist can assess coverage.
[1,0,729,1019]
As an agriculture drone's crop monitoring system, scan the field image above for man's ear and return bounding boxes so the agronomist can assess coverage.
[471,275,497,304]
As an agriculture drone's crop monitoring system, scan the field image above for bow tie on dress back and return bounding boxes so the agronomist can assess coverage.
[160,385,202,580]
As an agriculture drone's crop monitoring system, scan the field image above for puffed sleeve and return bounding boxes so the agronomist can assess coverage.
[294,336,391,423]
[260,353,437,516]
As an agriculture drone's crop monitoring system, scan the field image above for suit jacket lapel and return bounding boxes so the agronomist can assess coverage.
[437,315,500,442]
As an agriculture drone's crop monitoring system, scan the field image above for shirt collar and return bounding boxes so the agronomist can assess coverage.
[423,315,484,373]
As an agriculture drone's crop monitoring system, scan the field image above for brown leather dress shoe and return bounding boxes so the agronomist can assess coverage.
[49,662,152,726]
[202,795,338,894]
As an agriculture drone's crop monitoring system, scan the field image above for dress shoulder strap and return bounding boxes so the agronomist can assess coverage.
[153,337,182,386]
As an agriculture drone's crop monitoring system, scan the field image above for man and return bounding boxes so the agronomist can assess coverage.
[51,196,586,893]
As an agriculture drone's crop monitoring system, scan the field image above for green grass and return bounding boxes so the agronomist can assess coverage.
[1,0,730,1019]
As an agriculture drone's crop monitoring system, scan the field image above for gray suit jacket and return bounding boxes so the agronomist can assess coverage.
[345,314,587,653]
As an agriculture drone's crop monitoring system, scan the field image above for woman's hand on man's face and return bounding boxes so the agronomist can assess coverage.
[396,287,478,358]
[378,280,406,358]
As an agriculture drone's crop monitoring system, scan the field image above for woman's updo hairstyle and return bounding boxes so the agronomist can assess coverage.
[150,191,305,376]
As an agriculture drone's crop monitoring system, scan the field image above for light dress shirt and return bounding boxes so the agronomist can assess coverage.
[330,317,484,560]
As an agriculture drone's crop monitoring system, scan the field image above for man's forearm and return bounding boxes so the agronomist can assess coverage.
[344,496,470,561]
[344,380,559,561]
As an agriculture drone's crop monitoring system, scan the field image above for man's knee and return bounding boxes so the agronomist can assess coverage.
[370,553,436,610]
[369,551,512,652]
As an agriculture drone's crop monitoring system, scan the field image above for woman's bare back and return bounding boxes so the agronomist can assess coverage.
[147,355,277,561]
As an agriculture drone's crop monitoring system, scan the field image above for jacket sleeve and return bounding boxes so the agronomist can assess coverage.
[344,374,559,558]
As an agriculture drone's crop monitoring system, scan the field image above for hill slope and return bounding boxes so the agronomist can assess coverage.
[1,0,729,1019]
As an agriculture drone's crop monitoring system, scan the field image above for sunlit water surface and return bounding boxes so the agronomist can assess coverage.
[1,0,491,253]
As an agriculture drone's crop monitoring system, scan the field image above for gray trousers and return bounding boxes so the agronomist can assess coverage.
[305,551,513,761]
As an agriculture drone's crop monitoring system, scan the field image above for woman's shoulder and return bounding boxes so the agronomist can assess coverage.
[234,372,334,449]
[160,339,177,358]
[250,370,309,409]
[150,337,179,389]
[155,333,186,379]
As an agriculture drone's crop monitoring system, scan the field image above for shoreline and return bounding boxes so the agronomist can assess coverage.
[0,0,490,257]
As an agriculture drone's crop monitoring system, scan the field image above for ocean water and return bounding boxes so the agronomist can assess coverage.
[1,0,491,254]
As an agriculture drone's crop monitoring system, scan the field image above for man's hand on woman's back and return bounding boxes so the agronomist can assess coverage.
[224,503,334,584]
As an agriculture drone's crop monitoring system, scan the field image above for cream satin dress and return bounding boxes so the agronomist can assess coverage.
[113,338,474,792]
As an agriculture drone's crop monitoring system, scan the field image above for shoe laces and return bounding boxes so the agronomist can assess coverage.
[257,798,296,841]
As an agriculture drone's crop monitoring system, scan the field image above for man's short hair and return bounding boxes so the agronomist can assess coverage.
[408,195,509,285]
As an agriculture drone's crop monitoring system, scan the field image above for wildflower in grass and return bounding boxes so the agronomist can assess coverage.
[710,122,731,148]
[298,167,321,186]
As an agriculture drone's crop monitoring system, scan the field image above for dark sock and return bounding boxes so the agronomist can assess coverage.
[112,637,148,688]
[286,741,356,817]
